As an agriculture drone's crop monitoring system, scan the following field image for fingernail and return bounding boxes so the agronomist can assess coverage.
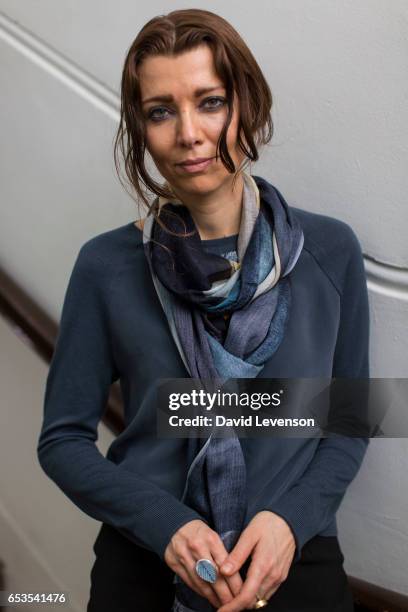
[222,562,233,573]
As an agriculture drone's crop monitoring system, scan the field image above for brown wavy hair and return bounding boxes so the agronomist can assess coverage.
[114,8,273,226]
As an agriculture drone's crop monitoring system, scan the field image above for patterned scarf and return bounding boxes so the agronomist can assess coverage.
[142,172,304,611]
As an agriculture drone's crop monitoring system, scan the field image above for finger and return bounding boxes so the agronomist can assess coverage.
[256,574,279,602]
[212,575,236,606]
[209,538,244,598]
[219,571,263,612]
[175,546,223,608]
[176,564,221,609]
[264,583,280,600]
[256,552,288,601]
[220,527,256,576]
[218,546,267,612]
[195,549,235,605]
[224,570,244,597]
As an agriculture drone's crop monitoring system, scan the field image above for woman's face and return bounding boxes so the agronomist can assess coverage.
[138,44,245,200]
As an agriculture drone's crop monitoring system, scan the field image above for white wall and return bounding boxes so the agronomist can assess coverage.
[0,317,115,611]
[0,0,407,600]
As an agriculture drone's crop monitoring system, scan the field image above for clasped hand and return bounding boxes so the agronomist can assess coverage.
[164,511,296,611]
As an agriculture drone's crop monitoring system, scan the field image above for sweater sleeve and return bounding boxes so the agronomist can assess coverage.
[262,224,370,561]
[37,243,205,559]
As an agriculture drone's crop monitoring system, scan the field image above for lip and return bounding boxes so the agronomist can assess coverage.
[177,157,214,173]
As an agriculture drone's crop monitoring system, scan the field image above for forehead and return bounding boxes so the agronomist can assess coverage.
[138,45,223,96]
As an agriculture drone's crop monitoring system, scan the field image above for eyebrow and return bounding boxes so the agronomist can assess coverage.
[142,85,225,105]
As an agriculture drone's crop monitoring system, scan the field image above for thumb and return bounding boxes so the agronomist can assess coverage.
[220,529,255,575]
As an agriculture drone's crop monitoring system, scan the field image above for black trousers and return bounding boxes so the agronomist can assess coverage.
[87,523,354,612]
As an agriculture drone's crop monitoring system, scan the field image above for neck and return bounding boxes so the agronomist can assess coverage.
[168,173,244,240]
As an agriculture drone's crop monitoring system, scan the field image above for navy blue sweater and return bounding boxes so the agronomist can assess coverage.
[37,178,370,562]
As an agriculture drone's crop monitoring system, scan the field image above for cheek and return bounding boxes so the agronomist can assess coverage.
[205,114,228,136]
[145,126,173,161]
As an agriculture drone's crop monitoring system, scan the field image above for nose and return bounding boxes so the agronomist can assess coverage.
[176,108,203,148]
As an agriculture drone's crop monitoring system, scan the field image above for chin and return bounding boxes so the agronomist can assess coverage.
[172,172,230,194]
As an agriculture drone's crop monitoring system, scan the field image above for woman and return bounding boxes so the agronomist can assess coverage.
[37,9,370,612]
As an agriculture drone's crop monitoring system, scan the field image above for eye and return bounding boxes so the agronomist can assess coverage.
[202,96,227,110]
[147,107,171,122]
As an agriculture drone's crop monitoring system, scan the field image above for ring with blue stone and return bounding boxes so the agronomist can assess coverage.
[195,558,218,583]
